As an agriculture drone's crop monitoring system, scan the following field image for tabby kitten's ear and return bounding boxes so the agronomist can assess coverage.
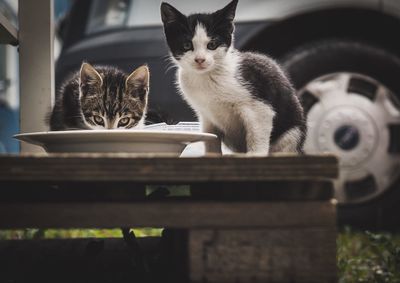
[215,0,238,22]
[79,62,103,91]
[160,2,186,25]
[125,65,150,101]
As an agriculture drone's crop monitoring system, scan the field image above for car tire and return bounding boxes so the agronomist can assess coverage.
[281,39,400,230]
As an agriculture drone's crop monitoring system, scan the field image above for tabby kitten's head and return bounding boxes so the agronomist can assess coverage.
[160,0,238,74]
[79,63,149,129]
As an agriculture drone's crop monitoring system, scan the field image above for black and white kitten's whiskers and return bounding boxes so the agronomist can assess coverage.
[49,63,149,131]
[161,0,306,154]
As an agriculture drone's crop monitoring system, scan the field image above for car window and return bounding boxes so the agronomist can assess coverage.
[86,0,262,34]
[126,0,241,27]
[86,0,131,34]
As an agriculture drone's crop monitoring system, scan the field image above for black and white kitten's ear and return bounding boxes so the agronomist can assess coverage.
[215,0,238,22]
[126,65,150,101]
[160,2,186,25]
[79,62,103,88]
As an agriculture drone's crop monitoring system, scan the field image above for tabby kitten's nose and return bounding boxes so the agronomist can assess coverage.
[195,58,206,64]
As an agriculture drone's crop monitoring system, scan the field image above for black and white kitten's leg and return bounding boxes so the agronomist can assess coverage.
[239,103,275,154]
[201,118,223,154]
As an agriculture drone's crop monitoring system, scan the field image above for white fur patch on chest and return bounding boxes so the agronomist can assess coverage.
[178,52,269,132]
[179,70,237,120]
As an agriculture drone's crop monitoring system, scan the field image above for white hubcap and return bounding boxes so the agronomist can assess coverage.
[301,73,400,204]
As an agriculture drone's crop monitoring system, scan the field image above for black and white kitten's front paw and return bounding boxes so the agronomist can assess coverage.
[204,138,223,155]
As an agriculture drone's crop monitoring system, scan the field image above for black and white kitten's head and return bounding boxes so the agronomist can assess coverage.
[161,0,238,74]
[79,63,149,129]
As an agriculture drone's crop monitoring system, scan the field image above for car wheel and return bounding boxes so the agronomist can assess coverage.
[281,40,400,230]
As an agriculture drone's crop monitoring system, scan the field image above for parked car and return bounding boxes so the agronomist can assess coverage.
[56,0,400,230]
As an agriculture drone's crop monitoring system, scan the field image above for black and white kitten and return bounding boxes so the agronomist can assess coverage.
[161,0,306,154]
[49,63,149,131]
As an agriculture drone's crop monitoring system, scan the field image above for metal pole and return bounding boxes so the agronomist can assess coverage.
[18,0,54,152]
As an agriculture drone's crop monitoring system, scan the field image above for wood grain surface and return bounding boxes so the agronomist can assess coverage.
[0,201,336,229]
[0,153,338,182]
[190,228,337,283]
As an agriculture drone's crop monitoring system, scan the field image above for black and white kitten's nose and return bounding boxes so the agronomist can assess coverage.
[195,58,206,64]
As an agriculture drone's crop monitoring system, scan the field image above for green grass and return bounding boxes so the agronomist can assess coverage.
[1,227,400,282]
[338,228,400,283]
[0,228,162,240]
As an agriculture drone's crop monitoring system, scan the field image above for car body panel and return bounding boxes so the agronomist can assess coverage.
[117,0,381,27]
[233,0,380,21]
[383,0,400,18]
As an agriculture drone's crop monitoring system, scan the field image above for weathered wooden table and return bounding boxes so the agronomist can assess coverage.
[0,153,338,283]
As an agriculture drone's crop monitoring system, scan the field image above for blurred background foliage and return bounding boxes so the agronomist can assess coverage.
[0,228,162,240]
[338,228,400,283]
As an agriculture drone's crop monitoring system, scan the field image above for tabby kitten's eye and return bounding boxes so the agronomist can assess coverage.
[207,40,219,50]
[183,41,193,51]
[118,117,131,127]
[93,115,104,126]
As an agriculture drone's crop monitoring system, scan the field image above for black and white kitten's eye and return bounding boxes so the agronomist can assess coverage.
[207,40,219,50]
[93,115,104,126]
[183,41,193,51]
[118,117,131,127]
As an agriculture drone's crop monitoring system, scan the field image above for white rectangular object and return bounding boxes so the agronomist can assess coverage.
[19,0,54,152]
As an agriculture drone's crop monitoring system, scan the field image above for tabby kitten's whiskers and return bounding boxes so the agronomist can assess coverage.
[49,63,150,131]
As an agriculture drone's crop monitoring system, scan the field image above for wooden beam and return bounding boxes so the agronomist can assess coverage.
[0,180,333,202]
[0,12,18,45]
[0,201,336,229]
[189,228,337,283]
[0,154,338,182]
[18,0,54,152]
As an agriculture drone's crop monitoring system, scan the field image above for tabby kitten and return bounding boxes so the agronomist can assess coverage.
[49,63,149,131]
[161,0,306,154]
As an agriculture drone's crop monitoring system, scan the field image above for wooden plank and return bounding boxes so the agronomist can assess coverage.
[0,180,333,202]
[0,154,338,182]
[0,181,147,202]
[189,228,337,283]
[191,180,334,201]
[19,0,54,152]
[0,201,336,229]
[0,12,18,45]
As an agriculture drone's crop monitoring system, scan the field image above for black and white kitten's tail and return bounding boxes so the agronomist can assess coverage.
[270,125,306,154]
